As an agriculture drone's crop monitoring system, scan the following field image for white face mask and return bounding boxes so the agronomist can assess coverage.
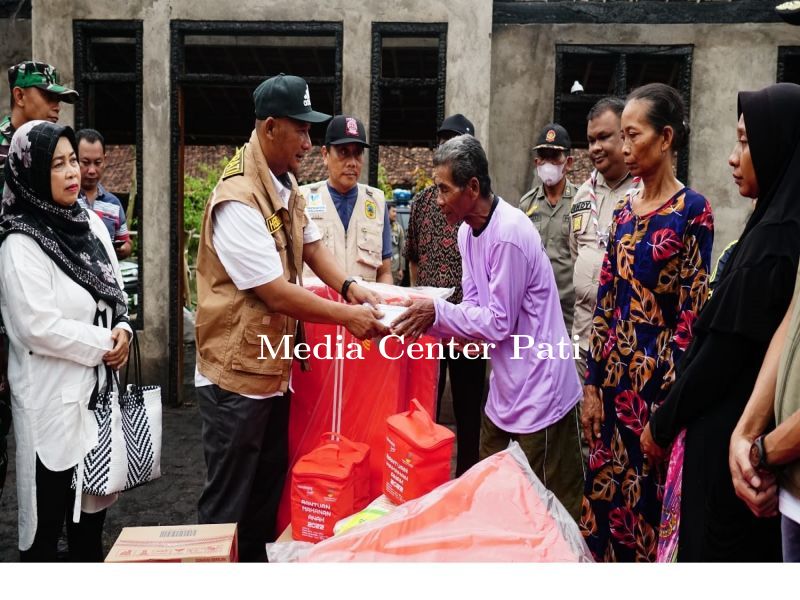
[537,162,566,188]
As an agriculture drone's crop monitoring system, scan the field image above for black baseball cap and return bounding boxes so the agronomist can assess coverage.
[324,115,369,147]
[437,114,475,137]
[253,73,331,123]
[533,123,571,151]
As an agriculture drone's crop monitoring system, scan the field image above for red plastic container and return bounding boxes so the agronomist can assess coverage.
[320,432,371,511]
[291,442,357,543]
[384,398,455,504]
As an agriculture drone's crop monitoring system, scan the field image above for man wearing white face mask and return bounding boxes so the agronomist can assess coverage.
[519,123,577,332]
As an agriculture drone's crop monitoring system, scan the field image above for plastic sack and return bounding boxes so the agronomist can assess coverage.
[301,442,594,562]
[291,440,357,543]
[276,279,449,533]
[384,398,455,504]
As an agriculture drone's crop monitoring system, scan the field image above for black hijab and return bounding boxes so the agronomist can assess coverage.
[0,120,128,324]
[694,83,800,343]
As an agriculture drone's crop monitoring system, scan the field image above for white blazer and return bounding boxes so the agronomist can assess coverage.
[0,209,131,551]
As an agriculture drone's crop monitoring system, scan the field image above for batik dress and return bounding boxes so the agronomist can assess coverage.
[579,187,713,562]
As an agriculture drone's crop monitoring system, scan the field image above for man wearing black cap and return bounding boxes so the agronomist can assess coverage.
[194,74,387,561]
[404,114,487,477]
[519,123,578,333]
[1,60,79,193]
[299,115,392,283]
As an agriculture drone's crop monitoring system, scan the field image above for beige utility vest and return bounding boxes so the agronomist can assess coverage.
[299,181,385,281]
[195,129,307,397]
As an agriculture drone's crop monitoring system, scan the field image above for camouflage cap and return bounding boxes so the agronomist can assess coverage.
[8,61,79,104]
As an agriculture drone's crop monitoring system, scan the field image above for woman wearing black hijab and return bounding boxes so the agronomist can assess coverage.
[640,83,800,561]
[0,120,130,561]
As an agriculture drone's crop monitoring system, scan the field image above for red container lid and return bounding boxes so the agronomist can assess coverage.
[293,443,355,481]
[387,399,455,451]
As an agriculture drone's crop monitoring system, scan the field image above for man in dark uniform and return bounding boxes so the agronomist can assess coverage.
[518,123,578,333]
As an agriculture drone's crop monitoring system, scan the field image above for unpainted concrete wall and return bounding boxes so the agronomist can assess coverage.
[0,16,32,109]
[490,22,799,263]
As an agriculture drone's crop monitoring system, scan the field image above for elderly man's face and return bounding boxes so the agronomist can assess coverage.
[434,164,475,226]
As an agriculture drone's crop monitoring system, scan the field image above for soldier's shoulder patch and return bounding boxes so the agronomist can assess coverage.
[266,212,283,234]
[221,146,245,180]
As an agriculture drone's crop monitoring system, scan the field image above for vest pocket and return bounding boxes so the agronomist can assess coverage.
[356,226,382,268]
[232,317,287,376]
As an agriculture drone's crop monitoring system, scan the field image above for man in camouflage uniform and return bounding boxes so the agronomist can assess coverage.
[0,60,77,499]
[1,60,78,192]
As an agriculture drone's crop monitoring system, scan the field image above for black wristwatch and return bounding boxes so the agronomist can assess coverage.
[340,277,357,302]
[749,435,773,472]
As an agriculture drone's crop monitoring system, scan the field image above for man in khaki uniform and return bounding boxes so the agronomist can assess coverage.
[519,123,577,333]
[569,98,640,378]
[300,115,393,283]
[194,75,387,561]
[388,202,406,285]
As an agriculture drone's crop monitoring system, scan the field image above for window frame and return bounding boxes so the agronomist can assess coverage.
[368,22,447,186]
[73,19,145,330]
[554,44,693,184]
[168,20,343,404]
[778,46,800,83]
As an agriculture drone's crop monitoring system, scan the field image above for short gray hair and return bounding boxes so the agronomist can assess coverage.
[433,134,492,197]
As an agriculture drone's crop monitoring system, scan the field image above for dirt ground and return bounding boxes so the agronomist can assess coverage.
[0,376,462,562]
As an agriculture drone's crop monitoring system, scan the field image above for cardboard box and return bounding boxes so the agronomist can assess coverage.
[105,523,238,563]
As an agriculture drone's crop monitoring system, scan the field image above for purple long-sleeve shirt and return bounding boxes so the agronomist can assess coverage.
[430,197,581,434]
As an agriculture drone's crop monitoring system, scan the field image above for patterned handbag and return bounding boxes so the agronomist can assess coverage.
[72,328,162,499]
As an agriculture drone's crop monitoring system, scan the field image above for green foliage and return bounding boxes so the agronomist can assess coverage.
[412,166,433,194]
[377,163,393,199]
[184,159,226,239]
[183,157,227,307]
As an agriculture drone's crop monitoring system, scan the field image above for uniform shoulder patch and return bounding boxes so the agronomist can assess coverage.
[222,146,245,180]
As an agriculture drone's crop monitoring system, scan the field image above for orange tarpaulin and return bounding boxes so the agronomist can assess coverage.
[301,443,593,562]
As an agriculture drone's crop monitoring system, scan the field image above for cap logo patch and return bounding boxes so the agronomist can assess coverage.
[303,85,311,108]
[546,129,556,143]
[345,117,359,137]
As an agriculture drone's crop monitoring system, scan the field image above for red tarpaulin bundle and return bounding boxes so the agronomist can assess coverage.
[276,281,444,534]
[301,443,594,562]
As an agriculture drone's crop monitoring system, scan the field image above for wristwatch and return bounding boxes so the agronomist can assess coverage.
[749,434,773,472]
[340,277,357,302]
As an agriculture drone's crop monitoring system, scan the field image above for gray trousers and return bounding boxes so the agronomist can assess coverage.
[197,384,290,562]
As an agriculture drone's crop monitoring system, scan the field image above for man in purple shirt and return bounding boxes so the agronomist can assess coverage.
[393,134,584,519]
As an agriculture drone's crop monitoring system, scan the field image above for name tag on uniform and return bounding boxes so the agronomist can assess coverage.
[266,213,283,234]
[530,213,542,223]
[571,200,591,214]
[306,192,326,214]
[572,214,584,232]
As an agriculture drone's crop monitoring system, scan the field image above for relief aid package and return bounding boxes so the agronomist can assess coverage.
[384,398,454,504]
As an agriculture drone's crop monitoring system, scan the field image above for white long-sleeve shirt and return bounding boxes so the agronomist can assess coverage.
[0,209,130,551]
